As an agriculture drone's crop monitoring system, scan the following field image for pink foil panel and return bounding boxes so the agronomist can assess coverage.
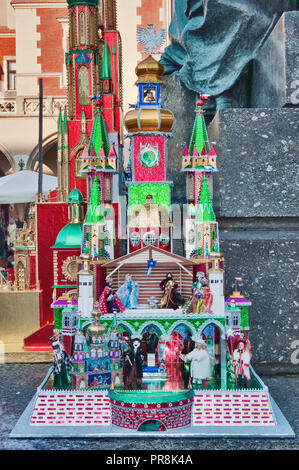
[133,135,166,182]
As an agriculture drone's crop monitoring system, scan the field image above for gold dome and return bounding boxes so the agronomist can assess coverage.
[135,55,165,84]
[87,309,106,337]
[125,54,174,133]
[124,107,174,133]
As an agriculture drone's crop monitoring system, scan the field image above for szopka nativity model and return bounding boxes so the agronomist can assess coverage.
[10,0,294,439]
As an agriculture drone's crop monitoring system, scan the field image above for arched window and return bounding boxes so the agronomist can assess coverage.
[130,231,141,247]
[143,231,157,246]
[79,11,85,45]
[78,66,90,106]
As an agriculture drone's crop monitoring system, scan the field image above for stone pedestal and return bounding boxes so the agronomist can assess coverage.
[251,11,299,108]
[160,71,299,373]
[205,107,299,374]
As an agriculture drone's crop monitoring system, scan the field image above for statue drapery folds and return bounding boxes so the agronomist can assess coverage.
[161,0,278,107]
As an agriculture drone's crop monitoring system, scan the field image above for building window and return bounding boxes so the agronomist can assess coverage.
[143,231,157,246]
[104,231,111,246]
[78,66,90,106]
[188,228,194,244]
[79,11,85,45]
[63,316,70,327]
[160,232,170,246]
[233,315,239,327]
[7,60,16,90]
[130,231,141,247]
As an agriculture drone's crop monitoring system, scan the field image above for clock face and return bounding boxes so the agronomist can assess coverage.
[139,144,160,168]
[62,256,79,281]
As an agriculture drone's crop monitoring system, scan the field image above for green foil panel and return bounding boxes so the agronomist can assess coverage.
[128,183,170,215]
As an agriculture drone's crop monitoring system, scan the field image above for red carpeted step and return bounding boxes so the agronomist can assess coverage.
[23,323,54,351]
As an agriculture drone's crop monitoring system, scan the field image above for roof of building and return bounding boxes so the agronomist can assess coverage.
[109,389,194,404]
[68,188,84,204]
[189,104,210,156]
[52,223,83,249]
[88,111,109,156]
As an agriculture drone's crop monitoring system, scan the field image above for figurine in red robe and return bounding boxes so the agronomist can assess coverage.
[98,277,125,315]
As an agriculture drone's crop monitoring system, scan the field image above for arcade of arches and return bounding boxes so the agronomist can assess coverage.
[119,322,223,391]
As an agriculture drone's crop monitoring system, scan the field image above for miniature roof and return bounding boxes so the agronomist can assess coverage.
[189,104,210,156]
[68,188,84,204]
[84,176,104,224]
[226,291,251,305]
[196,175,216,223]
[88,111,109,157]
[110,389,193,404]
[104,244,197,268]
[52,223,83,249]
[135,54,165,84]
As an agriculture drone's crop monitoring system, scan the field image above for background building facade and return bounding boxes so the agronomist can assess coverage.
[0,0,173,176]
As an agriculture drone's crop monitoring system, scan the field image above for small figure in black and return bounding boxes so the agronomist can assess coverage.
[123,338,144,390]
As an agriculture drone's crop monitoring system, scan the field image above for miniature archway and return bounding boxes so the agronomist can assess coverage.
[164,323,195,372]
[168,321,197,337]
[197,319,227,389]
[197,319,225,336]
[137,419,167,432]
[137,322,166,337]
[70,145,86,179]
[116,322,135,336]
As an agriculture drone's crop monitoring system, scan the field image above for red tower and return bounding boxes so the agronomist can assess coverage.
[24,0,123,350]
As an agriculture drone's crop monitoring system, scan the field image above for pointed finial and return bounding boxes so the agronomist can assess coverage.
[101,41,112,80]
[63,106,68,133]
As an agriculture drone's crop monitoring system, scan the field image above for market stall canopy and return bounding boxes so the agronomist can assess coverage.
[0,170,58,204]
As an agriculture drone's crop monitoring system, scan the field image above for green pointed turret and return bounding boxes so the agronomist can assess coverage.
[101,41,112,80]
[88,111,109,156]
[189,106,210,156]
[84,176,104,224]
[196,176,216,223]
[63,107,68,133]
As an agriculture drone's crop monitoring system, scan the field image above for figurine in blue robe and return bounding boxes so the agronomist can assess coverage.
[117,274,139,309]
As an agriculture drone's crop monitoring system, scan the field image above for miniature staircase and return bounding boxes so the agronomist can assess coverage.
[23,324,54,351]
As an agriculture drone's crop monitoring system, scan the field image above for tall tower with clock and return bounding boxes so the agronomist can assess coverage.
[124,55,174,253]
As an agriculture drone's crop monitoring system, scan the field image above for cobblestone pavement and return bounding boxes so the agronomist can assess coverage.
[0,364,298,450]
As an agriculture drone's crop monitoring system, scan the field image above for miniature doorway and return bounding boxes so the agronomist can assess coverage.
[138,420,166,432]
[164,325,194,390]
[200,322,226,390]
[141,324,162,369]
